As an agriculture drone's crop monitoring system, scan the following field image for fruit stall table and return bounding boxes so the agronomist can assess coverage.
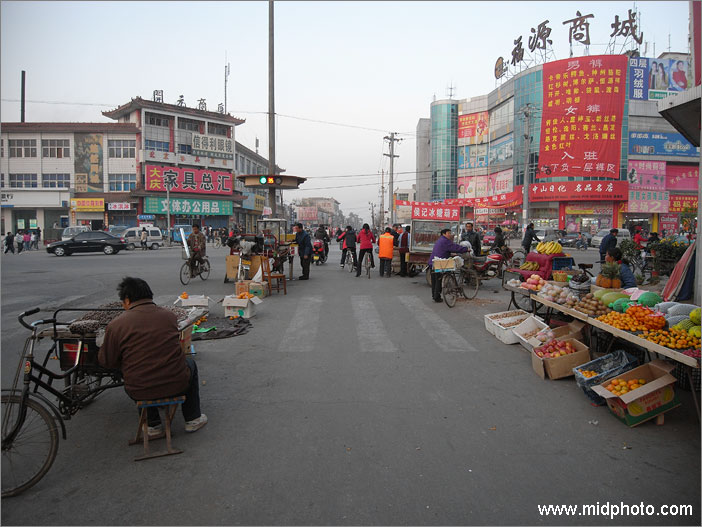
[530,293,701,419]
[508,252,566,281]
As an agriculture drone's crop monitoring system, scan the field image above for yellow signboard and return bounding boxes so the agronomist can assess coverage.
[71,198,105,212]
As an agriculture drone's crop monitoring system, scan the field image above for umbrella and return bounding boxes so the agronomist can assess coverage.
[501,219,518,225]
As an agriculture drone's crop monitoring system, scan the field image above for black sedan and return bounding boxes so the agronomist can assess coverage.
[47,231,127,256]
[558,232,592,247]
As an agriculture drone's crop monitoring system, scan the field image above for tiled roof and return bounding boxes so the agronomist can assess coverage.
[102,97,245,125]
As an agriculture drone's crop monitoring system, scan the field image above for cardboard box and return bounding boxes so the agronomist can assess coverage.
[180,325,193,354]
[484,309,529,335]
[226,255,240,279]
[512,316,548,351]
[494,315,531,344]
[249,281,270,299]
[590,360,680,427]
[173,295,212,308]
[222,294,263,319]
[531,338,590,380]
[526,320,585,349]
[432,258,455,270]
[235,280,252,296]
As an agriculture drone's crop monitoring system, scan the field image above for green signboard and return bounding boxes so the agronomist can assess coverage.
[144,197,233,216]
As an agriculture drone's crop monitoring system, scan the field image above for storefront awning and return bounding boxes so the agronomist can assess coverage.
[657,85,701,148]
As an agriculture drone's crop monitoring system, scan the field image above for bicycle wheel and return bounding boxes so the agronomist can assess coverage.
[365,254,371,279]
[425,267,432,286]
[461,269,480,299]
[2,394,59,498]
[199,259,210,280]
[509,249,526,269]
[214,238,221,249]
[347,253,355,273]
[179,262,191,285]
[442,273,458,307]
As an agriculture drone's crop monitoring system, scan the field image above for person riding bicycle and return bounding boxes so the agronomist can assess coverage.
[490,226,506,252]
[314,225,330,259]
[356,223,376,277]
[633,226,648,251]
[187,224,207,275]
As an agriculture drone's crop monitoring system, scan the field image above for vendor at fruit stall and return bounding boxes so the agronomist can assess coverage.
[605,247,636,288]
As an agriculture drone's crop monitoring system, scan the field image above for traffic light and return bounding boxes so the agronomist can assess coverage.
[259,176,283,185]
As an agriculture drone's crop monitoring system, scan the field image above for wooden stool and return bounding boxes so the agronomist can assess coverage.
[261,256,287,295]
[129,396,185,461]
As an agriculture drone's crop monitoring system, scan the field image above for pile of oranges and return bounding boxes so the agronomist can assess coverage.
[237,292,255,299]
[180,292,189,299]
[578,369,599,378]
[596,305,665,332]
[605,377,647,395]
[640,328,701,350]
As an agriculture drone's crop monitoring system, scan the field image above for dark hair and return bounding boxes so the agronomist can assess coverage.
[494,226,502,233]
[295,222,303,229]
[607,246,625,262]
[610,228,618,234]
[192,223,200,229]
[405,226,410,233]
[117,277,153,302]
[362,223,370,231]
[384,227,393,233]
[528,223,534,229]
[346,225,352,231]
[440,228,452,235]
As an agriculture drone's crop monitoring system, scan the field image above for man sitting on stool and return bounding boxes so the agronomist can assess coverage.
[98,277,207,434]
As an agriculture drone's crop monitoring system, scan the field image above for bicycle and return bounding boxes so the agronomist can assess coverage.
[180,256,211,285]
[213,237,222,249]
[440,259,480,307]
[361,251,372,279]
[3,308,124,497]
[345,250,356,273]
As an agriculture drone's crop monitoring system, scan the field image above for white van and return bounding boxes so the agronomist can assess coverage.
[61,226,91,241]
[123,226,164,250]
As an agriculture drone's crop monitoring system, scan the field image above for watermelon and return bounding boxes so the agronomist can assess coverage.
[601,292,629,306]
[611,298,636,312]
[637,292,663,307]
[690,308,701,325]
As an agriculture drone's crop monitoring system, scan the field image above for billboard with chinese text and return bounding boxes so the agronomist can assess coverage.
[529,180,628,202]
[627,160,666,191]
[145,165,233,195]
[458,111,489,143]
[457,176,476,198]
[74,134,103,192]
[458,143,488,169]
[488,169,514,196]
[628,57,691,101]
[411,203,460,220]
[488,134,514,167]
[143,197,233,216]
[538,55,627,179]
[666,165,699,191]
[296,206,318,221]
[629,132,700,157]
[669,195,698,213]
[627,190,670,213]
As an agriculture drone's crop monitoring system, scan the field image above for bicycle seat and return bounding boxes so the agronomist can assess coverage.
[578,263,593,270]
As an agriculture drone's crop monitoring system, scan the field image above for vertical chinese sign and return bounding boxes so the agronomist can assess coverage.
[74,134,103,192]
[538,55,627,179]
[458,112,489,143]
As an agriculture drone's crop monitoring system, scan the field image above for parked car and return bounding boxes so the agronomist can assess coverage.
[47,231,126,256]
[122,226,164,250]
[108,225,129,236]
[591,228,631,248]
[61,225,91,241]
[534,229,566,243]
[558,232,592,247]
[482,230,496,245]
[172,224,193,243]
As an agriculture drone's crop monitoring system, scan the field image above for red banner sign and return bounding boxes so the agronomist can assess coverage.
[411,203,460,220]
[145,164,233,195]
[458,111,489,140]
[659,214,679,235]
[537,55,627,179]
[666,165,699,191]
[669,194,698,212]
[529,180,628,202]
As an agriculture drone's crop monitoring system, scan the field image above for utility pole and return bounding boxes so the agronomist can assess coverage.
[519,104,533,231]
[267,0,277,217]
[384,133,401,224]
[20,71,26,122]
[380,170,385,228]
[224,54,230,113]
[369,202,376,230]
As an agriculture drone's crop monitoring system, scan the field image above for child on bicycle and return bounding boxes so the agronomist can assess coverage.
[187,224,207,274]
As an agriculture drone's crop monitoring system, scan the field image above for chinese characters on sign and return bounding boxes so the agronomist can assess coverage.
[538,54,627,179]
[191,134,234,160]
[627,160,666,190]
[563,11,594,46]
[107,202,131,211]
[71,198,105,212]
[529,180,628,202]
[458,112,489,142]
[74,134,104,193]
[666,165,699,191]
[411,203,461,220]
[143,197,233,216]
[629,131,700,157]
[668,195,698,213]
[627,190,670,213]
[628,57,692,101]
[145,165,233,196]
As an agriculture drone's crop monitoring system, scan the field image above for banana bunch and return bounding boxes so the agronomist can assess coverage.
[519,261,540,271]
[536,241,563,254]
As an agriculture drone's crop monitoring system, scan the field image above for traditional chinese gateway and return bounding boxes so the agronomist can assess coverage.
[414,51,699,235]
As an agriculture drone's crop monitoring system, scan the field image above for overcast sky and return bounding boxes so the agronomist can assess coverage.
[1,1,692,223]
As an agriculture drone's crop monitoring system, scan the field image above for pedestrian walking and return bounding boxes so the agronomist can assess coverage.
[599,228,618,263]
[378,227,394,277]
[140,227,148,250]
[337,226,357,270]
[521,223,540,253]
[356,224,376,277]
[23,231,31,252]
[460,222,481,257]
[30,231,37,250]
[36,226,41,248]
[16,230,23,254]
[4,232,15,254]
[396,224,409,276]
[335,227,343,250]
[429,228,468,303]
[294,222,312,280]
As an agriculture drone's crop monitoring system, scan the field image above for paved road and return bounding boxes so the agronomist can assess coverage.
[1,245,699,525]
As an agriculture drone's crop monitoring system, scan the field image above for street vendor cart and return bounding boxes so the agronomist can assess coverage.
[407,218,461,285]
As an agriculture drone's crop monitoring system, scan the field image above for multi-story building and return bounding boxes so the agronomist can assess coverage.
[417,52,700,234]
[414,118,431,202]
[1,122,139,239]
[394,185,416,224]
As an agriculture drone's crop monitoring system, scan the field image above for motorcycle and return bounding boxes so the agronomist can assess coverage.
[312,238,327,265]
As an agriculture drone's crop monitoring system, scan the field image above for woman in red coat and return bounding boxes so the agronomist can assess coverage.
[356,223,376,277]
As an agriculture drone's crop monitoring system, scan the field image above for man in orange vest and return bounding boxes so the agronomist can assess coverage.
[378,227,395,278]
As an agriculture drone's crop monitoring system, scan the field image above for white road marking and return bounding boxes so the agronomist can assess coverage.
[278,296,323,352]
[350,296,398,353]
[398,295,477,352]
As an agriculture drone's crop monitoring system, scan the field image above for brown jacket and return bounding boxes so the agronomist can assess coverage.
[98,299,190,400]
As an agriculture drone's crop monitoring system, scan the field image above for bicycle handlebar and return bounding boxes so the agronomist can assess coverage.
[18,308,41,329]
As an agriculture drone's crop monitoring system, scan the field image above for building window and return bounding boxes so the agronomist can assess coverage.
[1,140,3,157]
[42,173,70,188]
[108,173,137,191]
[178,144,192,155]
[145,140,169,152]
[9,139,37,158]
[108,139,136,158]
[246,159,252,174]
[9,173,38,188]
[146,112,170,127]
[1,173,4,187]
[207,122,229,136]
[41,139,70,158]
[178,118,202,131]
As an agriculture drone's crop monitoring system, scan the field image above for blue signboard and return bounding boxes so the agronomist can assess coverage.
[488,133,514,166]
[629,132,700,157]
[138,214,155,220]
[458,144,487,169]
[627,56,649,101]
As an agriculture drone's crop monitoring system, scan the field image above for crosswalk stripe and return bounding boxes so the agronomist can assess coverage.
[278,296,323,352]
[350,295,399,353]
[398,295,477,352]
